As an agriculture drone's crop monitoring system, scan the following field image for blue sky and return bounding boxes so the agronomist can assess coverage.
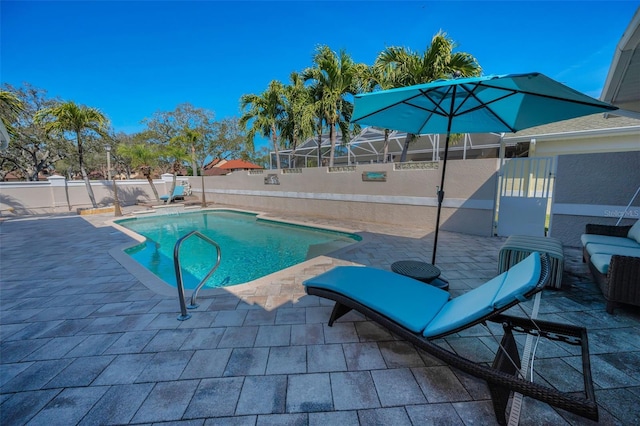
[1,1,637,150]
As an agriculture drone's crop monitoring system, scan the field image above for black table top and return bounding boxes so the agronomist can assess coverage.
[391,260,441,282]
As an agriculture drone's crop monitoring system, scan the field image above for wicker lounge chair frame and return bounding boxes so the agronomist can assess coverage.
[582,223,640,314]
[305,255,598,424]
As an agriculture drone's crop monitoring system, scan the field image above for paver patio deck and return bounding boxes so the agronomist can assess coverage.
[1,205,639,425]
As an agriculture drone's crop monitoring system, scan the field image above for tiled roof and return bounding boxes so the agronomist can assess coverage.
[217,159,262,170]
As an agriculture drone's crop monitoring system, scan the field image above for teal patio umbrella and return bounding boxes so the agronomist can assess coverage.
[351,72,618,264]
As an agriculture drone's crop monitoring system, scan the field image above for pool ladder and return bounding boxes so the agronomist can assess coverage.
[174,230,221,321]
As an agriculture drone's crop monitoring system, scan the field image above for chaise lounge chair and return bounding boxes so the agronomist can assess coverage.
[303,253,598,424]
[160,185,185,203]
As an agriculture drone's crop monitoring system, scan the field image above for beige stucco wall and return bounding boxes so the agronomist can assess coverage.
[0,177,169,215]
[550,150,640,247]
[0,159,500,237]
[190,159,499,236]
[523,130,640,158]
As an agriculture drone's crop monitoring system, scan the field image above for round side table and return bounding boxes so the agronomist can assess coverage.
[391,260,449,291]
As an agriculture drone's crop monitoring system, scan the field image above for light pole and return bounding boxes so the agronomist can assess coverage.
[105,144,112,180]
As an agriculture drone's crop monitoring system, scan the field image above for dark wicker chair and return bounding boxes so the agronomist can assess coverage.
[582,224,640,314]
[304,254,598,425]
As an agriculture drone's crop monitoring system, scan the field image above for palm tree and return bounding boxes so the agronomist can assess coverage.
[34,101,109,208]
[0,90,24,140]
[361,64,402,162]
[280,72,315,168]
[375,31,482,161]
[240,80,286,169]
[162,138,190,203]
[303,46,363,167]
[117,142,162,202]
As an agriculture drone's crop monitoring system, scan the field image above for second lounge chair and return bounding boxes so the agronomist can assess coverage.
[303,253,598,424]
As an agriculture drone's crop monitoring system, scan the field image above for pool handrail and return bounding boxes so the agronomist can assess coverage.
[173,230,222,321]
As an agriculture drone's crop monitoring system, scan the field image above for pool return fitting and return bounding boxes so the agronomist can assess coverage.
[173,230,222,321]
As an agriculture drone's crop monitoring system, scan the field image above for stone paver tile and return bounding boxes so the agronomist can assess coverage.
[256,413,308,425]
[274,307,306,325]
[236,375,287,415]
[46,355,114,388]
[354,321,393,342]
[371,368,427,406]
[136,350,194,382]
[0,339,48,363]
[180,328,226,350]
[342,342,387,371]
[103,330,158,354]
[255,325,291,347]
[181,348,233,379]
[27,386,108,426]
[532,358,586,393]
[207,296,240,311]
[23,335,88,361]
[218,326,259,348]
[322,322,359,344]
[79,383,154,425]
[290,324,324,346]
[176,311,218,329]
[452,400,499,425]
[568,354,640,388]
[444,336,498,364]
[378,340,425,368]
[1,359,72,393]
[65,333,123,357]
[93,353,155,385]
[244,309,277,326]
[405,403,464,425]
[330,371,380,410]
[204,415,257,425]
[183,377,244,419]
[130,379,200,423]
[357,407,412,425]
[304,306,333,324]
[211,310,248,327]
[266,346,306,375]
[594,388,640,425]
[39,318,93,338]
[308,410,359,426]
[0,322,29,341]
[142,329,192,352]
[516,397,574,425]
[452,369,491,400]
[145,312,182,330]
[286,373,332,413]
[0,389,60,425]
[223,347,269,376]
[412,366,472,403]
[0,362,32,387]
[307,344,347,373]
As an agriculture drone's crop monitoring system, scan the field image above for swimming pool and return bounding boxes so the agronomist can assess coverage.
[116,210,360,289]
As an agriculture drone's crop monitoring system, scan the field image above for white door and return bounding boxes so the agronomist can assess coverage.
[496,157,555,237]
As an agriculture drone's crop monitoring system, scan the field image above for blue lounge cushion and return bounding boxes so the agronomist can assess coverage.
[302,266,449,333]
[493,252,541,308]
[590,254,612,274]
[627,220,640,244]
[586,243,640,258]
[422,273,506,338]
[580,234,640,249]
[161,186,185,201]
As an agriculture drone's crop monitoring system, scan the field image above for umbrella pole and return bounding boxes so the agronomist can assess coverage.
[432,129,453,265]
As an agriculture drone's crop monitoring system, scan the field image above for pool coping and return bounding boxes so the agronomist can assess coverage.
[105,207,367,299]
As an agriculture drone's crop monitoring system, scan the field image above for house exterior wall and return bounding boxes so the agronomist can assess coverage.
[523,130,640,158]
[550,150,640,247]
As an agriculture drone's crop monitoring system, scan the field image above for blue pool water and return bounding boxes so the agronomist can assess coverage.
[117,210,360,289]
